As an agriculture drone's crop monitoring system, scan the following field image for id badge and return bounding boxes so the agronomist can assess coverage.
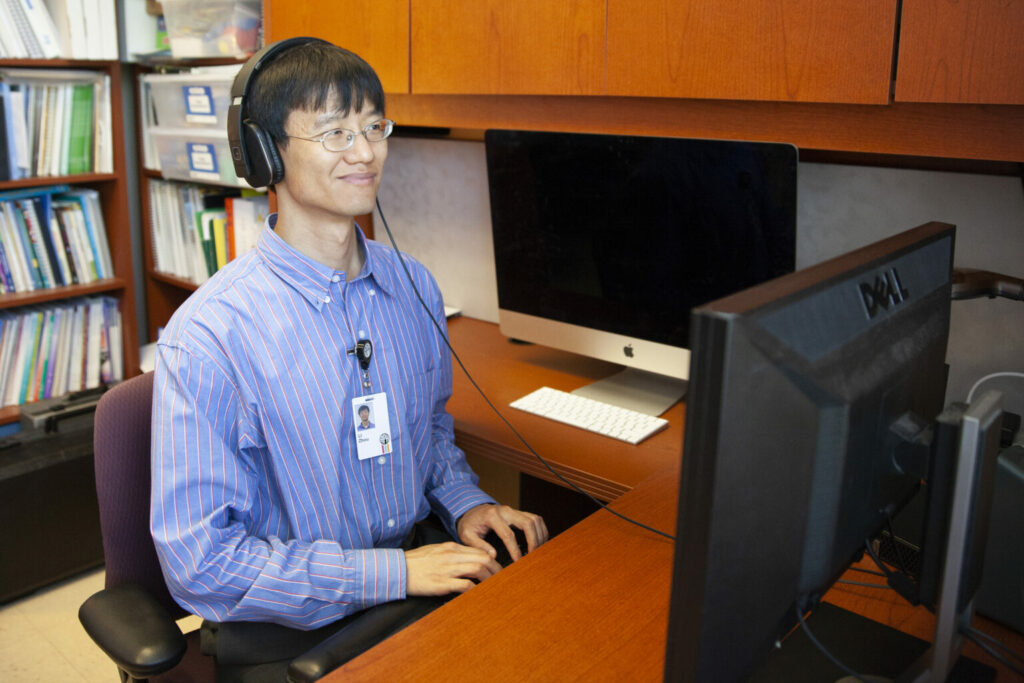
[352,392,393,460]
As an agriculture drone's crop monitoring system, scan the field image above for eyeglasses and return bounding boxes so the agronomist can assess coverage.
[288,119,395,153]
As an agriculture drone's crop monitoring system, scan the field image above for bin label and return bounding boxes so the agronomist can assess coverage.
[184,85,217,124]
[187,142,220,181]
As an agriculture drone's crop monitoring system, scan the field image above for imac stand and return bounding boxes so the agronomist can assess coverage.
[571,367,687,416]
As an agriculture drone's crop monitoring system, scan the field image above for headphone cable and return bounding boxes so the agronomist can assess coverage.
[374,198,675,542]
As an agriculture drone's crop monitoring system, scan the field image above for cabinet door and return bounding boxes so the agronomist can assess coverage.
[411,0,605,95]
[263,0,410,94]
[607,0,898,104]
[896,0,1024,104]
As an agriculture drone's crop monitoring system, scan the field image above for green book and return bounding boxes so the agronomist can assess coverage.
[195,209,218,278]
[67,84,94,175]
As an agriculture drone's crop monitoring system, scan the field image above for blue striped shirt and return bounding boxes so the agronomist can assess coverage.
[151,217,494,629]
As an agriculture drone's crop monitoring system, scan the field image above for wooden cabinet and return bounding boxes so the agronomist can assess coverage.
[259,0,1024,160]
[263,0,411,94]
[410,0,605,95]
[607,0,898,104]
[0,59,139,427]
[896,0,1024,105]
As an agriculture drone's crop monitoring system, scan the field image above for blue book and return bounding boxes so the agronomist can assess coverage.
[0,227,16,292]
[24,196,63,286]
[0,82,21,182]
[0,185,69,202]
[5,200,43,290]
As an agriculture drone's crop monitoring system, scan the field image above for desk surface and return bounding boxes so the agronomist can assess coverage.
[446,316,685,501]
[326,317,1023,681]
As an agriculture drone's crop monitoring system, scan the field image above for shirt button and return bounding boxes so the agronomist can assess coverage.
[378,456,386,465]
[387,519,396,528]
[322,295,331,304]
[368,290,376,297]
[358,329,367,337]
[331,275,341,283]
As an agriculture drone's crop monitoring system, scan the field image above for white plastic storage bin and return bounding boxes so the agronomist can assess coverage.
[162,0,261,58]
[142,70,240,129]
[152,128,253,188]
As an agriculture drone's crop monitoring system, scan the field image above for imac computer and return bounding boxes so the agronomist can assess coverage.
[485,130,797,414]
[664,222,1004,682]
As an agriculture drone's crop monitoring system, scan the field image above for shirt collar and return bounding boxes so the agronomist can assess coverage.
[257,213,396,308]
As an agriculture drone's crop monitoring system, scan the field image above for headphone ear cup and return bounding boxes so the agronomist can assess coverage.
[241,120,284,187]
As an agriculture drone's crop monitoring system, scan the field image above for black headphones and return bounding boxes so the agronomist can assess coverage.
[228,36,331,188]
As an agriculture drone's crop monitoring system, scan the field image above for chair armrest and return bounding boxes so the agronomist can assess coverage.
[79,583,187,679]
[286,596,447,683]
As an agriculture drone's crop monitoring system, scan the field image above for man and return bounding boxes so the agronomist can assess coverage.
[151,38,547,680]
[356,405,374,430]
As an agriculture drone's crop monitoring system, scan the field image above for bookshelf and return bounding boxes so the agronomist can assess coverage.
[0,58,139,426]
[133,58,253,342]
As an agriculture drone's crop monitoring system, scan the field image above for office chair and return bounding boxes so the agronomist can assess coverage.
[78,371,212,682]
[78,371,447,682]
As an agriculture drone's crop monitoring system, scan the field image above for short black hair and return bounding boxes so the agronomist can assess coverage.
[358,405,370,415]
[247,41,385,148]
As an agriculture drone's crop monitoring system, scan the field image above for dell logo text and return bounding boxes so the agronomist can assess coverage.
[859,268,910,319]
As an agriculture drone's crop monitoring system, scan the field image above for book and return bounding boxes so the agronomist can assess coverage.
[7,87,30,179]
[0,224,14,292]
[4,0,45,59]
[212,214,228,271]
[17,197,58,288]
[0,313,19,404]
[66,82,93,174]
[15,0,62,59]
[17,307,43,404]
[84,296,102,389]
[0,1,29,58]
[65,300,84,392]
[0,205,28,291]
[102,296,121,382]
[5,201,42,290]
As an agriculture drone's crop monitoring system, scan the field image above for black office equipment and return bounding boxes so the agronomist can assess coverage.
[664,222,1004,682]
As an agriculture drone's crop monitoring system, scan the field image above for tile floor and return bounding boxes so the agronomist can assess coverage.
[0,569,200,682]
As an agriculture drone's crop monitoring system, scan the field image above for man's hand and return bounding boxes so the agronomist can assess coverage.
[405,542,502,596]
[457,504,549,563]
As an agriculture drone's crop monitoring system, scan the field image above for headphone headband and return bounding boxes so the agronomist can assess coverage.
[227,37,331,187]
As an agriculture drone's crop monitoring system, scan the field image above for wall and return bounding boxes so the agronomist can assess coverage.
[376,136,1024,418]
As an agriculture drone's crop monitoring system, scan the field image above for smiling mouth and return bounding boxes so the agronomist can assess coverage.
[340,173,377,185]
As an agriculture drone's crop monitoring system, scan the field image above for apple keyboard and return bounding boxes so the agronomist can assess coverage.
[509,386,669,445]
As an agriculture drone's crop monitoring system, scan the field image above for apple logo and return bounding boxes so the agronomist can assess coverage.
[623,344,634,358]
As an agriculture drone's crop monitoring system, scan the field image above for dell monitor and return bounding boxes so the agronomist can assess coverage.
[485,130,796,413]
[664,221,1003,681]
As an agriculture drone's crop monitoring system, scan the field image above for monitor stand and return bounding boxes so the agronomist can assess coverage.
[570,367,687,416]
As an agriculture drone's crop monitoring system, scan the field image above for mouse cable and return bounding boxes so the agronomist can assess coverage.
[374,199,675,542]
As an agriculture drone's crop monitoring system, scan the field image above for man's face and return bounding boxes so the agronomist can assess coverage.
[359,408,370,424]
[276,95,388,223]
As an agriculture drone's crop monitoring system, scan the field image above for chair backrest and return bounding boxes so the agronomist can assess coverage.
[93,371,184,618]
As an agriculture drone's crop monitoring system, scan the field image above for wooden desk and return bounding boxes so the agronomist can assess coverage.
[445,316,685,501]
[328,462,1024,682]
[333,463,682,682]
[325,317,1023,681]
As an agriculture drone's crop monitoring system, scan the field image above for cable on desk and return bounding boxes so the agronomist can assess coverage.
[960,626,1024,677]
[835,579,891,590]
[848,566,887,578]
[376,199,676,543]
